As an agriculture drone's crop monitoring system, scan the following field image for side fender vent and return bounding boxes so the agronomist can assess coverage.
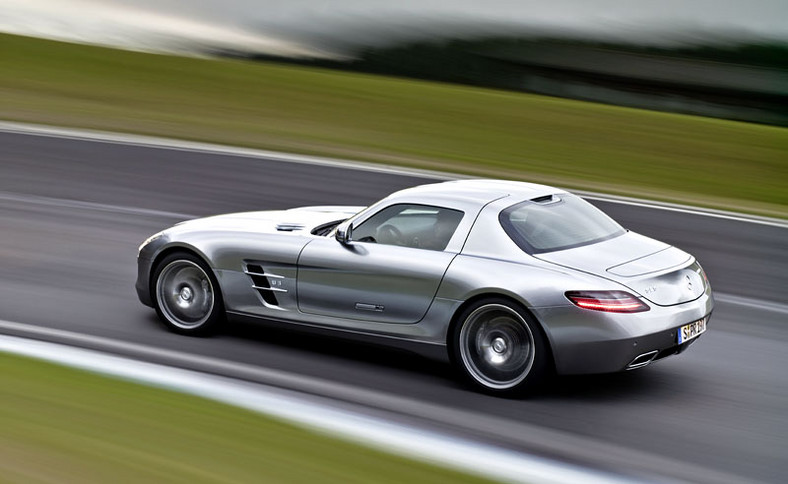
[244,263,286,306]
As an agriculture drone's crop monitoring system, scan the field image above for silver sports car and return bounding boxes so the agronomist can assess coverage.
[136,179,712,394]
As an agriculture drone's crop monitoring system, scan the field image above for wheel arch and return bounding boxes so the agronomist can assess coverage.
[446,292,557,374]
[149,244,222,304]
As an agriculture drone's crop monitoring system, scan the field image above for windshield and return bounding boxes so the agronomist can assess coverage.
[500,194,625,253]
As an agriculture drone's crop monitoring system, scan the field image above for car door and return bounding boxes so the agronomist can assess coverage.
[296,204,464,324]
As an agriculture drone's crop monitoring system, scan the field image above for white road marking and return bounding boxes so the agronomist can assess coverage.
[0,121,455,180]
[0,122,779,482]
[0,318,760,484]
[715,293,788,315]
[1,120,785,228]
[0,190,194,219]
[578,193,788,229]
[0,332,634,484]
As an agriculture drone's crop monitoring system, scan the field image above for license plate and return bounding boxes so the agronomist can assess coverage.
[678,317,707,344]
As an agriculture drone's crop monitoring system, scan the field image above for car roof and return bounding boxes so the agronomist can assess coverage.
[388,179,565,206]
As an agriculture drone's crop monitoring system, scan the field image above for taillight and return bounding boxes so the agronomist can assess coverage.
[565,291,650,313]
[699,264,710,289]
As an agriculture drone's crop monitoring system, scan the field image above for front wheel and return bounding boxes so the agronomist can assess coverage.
[450,299,549,395]
[152,252,225,335]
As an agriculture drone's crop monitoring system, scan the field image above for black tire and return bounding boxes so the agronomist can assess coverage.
[450,298,549,396]
[152,252,225,335]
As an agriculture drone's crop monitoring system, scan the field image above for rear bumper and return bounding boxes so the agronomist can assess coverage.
[534,290,713,375]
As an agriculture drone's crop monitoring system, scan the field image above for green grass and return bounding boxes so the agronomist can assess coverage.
[0,352,492,483]
[1,33,786,217]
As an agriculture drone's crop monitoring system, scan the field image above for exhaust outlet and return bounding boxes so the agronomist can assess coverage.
[626,350,659,370]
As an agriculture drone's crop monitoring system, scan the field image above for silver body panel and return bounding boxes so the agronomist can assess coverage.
[297,239,457,324]
[137,180,713,374]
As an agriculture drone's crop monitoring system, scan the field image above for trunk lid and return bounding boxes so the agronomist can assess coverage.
[536,232,705,306]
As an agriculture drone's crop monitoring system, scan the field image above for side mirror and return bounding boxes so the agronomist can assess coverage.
[335,221,353,245]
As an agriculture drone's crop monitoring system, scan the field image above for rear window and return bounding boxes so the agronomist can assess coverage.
[500,194,625,253]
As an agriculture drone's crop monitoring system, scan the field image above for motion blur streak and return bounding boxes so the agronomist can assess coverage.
[2,121,784,229]
[0,190,194,220]
[1,0,787,58]
[714,294,788,315]
[0,334,634,484]
[0,0,325,58]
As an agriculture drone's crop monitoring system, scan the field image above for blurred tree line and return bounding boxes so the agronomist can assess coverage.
[242,37,788,125]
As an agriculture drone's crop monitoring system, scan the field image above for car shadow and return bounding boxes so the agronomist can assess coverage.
[224,317,454,380]
[142,312,691,401]
[536,365,690,402]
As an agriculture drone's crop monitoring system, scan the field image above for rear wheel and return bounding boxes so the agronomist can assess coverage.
[153,252,224,335]
[451,298,549,395]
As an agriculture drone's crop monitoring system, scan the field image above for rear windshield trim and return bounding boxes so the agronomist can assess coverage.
[499,198,626,254]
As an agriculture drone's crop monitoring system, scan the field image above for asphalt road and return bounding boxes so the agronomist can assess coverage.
[1,130,787,483]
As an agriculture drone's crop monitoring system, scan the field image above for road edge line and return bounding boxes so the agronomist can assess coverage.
[0,332,632,484]
[0,318,756,484]
[1,120,785,228]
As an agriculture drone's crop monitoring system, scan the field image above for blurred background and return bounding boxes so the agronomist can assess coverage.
[1,2,787,483]
[2,0,786,217]
[3,0,788,124]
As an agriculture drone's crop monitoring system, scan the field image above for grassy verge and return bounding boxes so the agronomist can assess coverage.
[1,33,786,217]
[0,352,491,483]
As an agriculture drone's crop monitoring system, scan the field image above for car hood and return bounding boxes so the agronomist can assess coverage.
[535,231,706,306]
[169,206,364,236]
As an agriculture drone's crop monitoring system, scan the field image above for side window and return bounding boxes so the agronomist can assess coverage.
[352,204,463,251]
